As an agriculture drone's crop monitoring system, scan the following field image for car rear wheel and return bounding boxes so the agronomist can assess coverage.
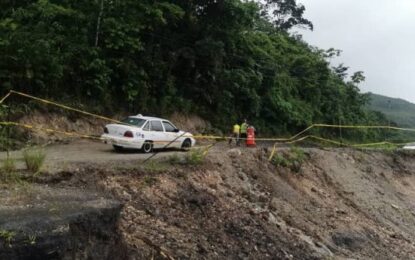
[142,141,153,153]
[181,139,192,150]
[113,145,123,152]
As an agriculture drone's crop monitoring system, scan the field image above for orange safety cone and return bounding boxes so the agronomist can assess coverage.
[246,126,256,147]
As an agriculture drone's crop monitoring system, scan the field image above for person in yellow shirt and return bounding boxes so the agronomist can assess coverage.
[229,123,240,146]
[240,119,248,143]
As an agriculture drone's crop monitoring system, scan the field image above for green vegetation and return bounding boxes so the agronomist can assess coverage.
[0,229,16,247]
[271,147,307,172]
[363,93,415,143]
[168,148,207,165]
[0,105,11,150]
[23,147,46,173]
[168,154,183,165]
[185,148,206,165]
[143,160,167,173]
[0,156,23,184]
[0,1,389,140]
[367,93,415,128]
[0,170,22,184]
[1,155,16,172]
[27,234,37,245]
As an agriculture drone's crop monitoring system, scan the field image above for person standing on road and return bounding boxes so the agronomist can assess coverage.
[240,119,248,144]
[229,123,240,146]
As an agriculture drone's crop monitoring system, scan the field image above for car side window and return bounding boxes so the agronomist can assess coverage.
[142,121,150,131]
[150,120,164,132]
[162,121,176,132]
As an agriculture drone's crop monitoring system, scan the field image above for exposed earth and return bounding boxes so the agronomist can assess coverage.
[1,141,415,259]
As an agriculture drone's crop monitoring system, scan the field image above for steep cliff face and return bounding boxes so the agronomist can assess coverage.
[0,186,124,259]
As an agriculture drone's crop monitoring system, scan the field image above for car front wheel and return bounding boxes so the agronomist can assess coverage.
[181,139,192,150]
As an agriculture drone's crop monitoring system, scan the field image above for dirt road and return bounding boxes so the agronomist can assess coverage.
[0,140,187,170]
[0,139,279,171]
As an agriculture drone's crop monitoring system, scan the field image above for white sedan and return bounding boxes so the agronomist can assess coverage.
[101,114,196,153]
[402,143,415,150]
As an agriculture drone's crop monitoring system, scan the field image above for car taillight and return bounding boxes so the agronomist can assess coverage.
[104,127,109,134]
[124,131,134,138]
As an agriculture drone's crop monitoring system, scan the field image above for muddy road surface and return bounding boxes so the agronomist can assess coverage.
[0,139,277,171]
[0,140,189,170]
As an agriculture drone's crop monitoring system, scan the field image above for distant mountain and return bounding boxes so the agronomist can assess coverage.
[367,93,415,127]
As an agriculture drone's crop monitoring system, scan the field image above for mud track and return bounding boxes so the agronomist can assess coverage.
[0,140,188,171]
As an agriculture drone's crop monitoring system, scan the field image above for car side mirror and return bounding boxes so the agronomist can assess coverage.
[174,128,180,133]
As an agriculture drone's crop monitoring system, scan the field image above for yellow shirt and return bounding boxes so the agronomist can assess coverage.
[240,123,248,133]
[233,124,240,134]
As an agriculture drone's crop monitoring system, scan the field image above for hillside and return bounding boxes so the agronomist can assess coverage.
[367,93,415,127]
[0,0,387,137]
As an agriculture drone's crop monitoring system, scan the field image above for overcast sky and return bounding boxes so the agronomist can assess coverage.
[296,0,415,103]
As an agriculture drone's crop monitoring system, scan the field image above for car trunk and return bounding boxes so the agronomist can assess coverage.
[106,124,135,137]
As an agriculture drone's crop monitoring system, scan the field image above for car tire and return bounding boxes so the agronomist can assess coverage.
[181,139,192,150]
[113,145,123,152]
[142,141,153,153]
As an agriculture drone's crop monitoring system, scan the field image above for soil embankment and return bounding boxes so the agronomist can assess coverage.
[2,144,415,259]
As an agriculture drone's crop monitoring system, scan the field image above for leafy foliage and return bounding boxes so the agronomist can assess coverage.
[263,0,313,30]
[0,0,386,140]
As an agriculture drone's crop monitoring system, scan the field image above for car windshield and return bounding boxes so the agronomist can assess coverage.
[121,117,146,127]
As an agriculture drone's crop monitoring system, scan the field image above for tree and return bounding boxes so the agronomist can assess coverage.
[0,0,384,140]
[262,0,313,31]
[351,71,365,85]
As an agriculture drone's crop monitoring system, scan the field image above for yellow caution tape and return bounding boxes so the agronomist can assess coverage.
[0,121,102,140]
[267,135,409,161]
[202,144,215,156]
[3,90,415,145]
[1,120,414,160]
[313,123,415,132]
[6,90,121,124]
[277,135,407,148]
[268,144,277,161]
[0,91,11,104]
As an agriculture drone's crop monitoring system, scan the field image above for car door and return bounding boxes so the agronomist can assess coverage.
[149,120,165,148]
[162,121,180,148]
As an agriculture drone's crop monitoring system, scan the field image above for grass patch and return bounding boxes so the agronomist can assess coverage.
[272,154,291,168]
[2,156,16,173]
[26,234,37,245]
[0,156,23,184]
[168,148,207,166]
[271,146,307,173]
[143,160,167,173]
[0,229,16,247]
[184,148,206,165]
[23,147,46,173]
[0,171,23,184]
[168,154,183,164]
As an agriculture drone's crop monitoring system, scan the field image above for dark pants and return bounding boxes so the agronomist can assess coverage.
[240,133,247,145]
[229,133,240,145]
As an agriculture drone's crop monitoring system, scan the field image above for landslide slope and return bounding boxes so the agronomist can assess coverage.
[40,146,415,259]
